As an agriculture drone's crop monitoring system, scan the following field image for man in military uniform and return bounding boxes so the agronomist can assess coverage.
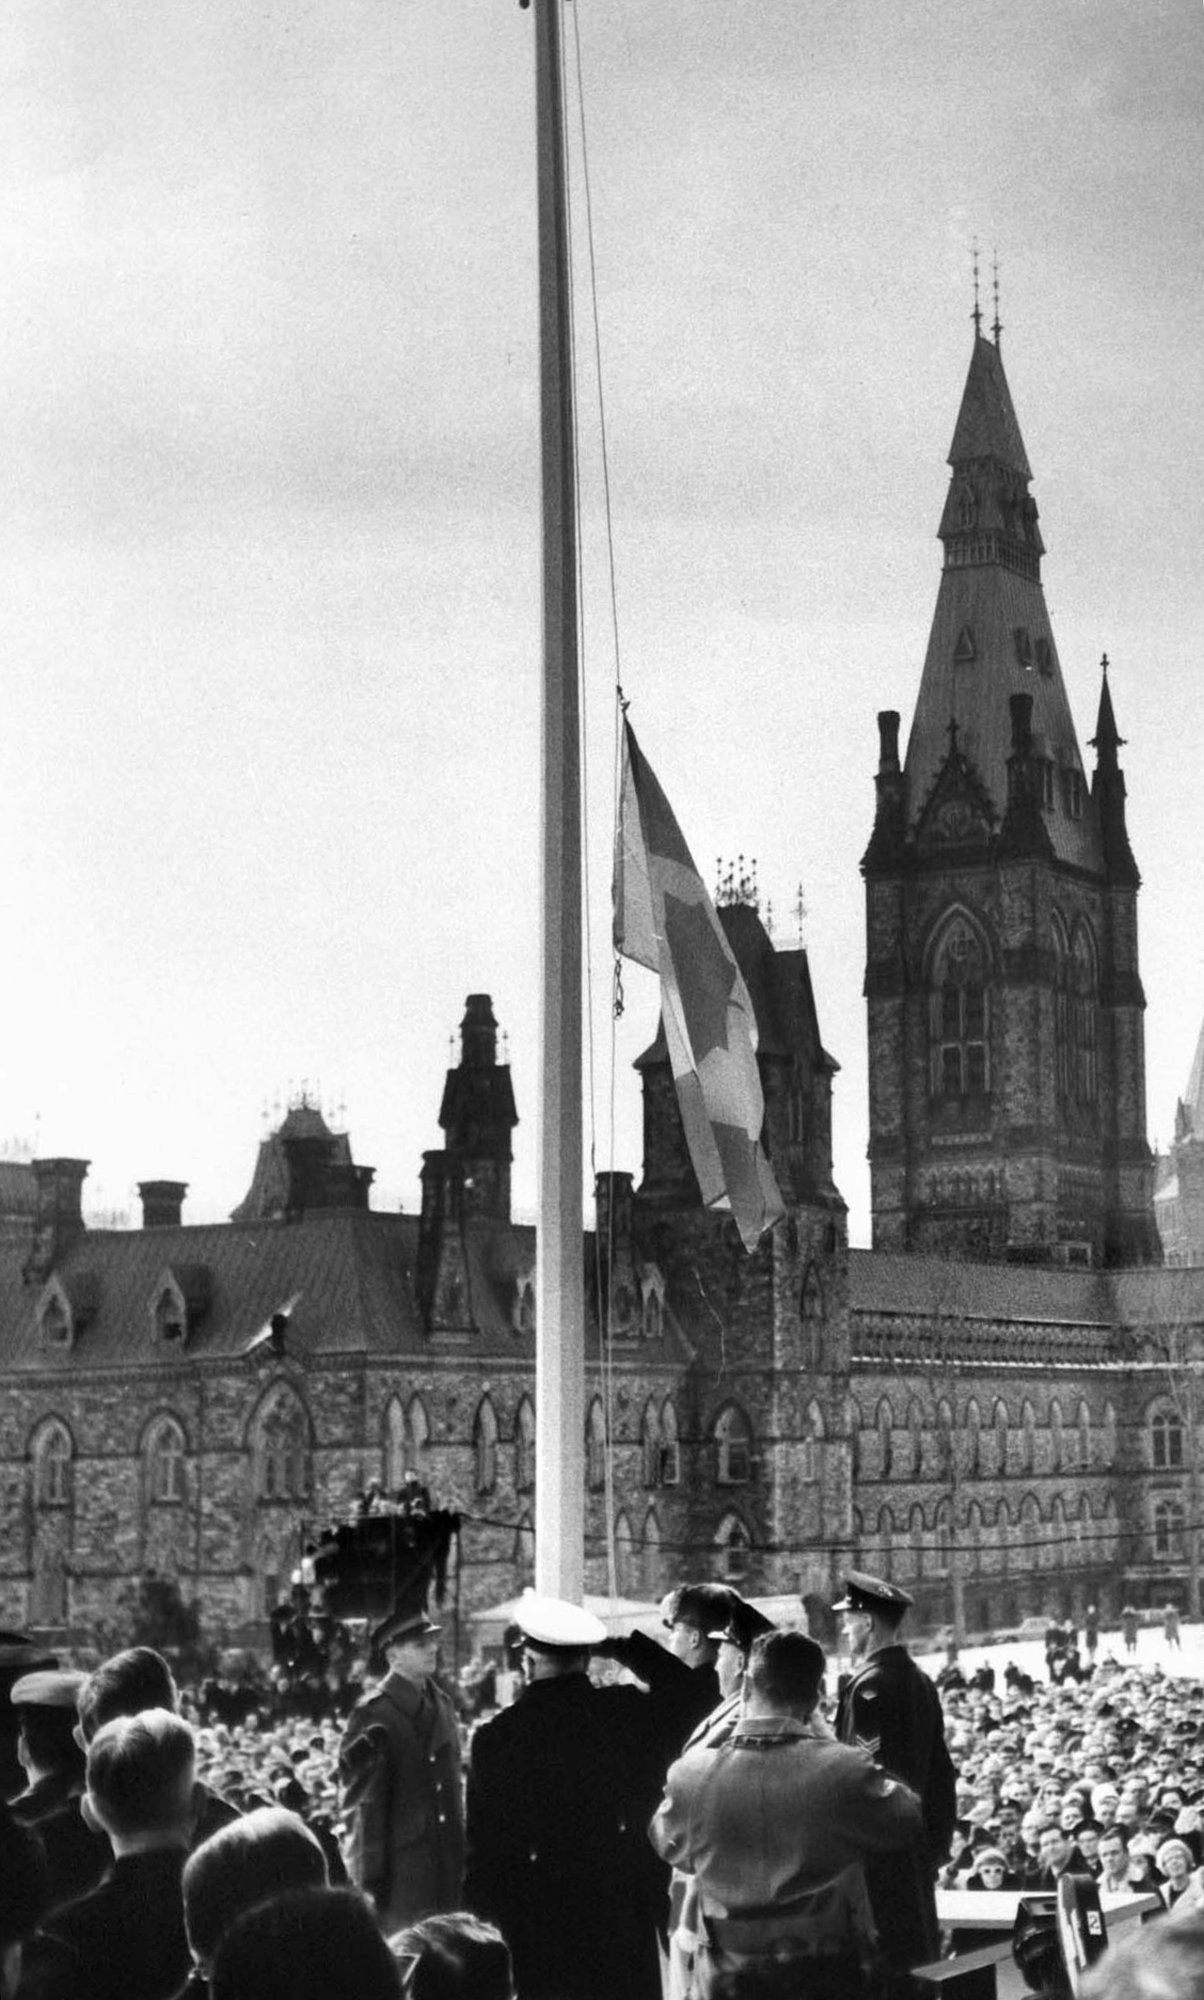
[8,1670,107,1917]
[833,1572,956,1972]
[338,1605,463,1932]
[464,1594,670,2000]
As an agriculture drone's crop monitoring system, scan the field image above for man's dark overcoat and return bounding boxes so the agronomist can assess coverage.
[17,1845,190,2000]
[835,1642,956,1970]
[464,1670,670,2000]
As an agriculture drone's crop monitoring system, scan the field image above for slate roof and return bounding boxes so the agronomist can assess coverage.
[0,1210,694,1375]
[904,337,1102,876]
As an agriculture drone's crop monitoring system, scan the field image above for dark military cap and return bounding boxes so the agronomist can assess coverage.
[832,1572,914,1616]
[369,1605,439,1650]
[705,1599,776,1655]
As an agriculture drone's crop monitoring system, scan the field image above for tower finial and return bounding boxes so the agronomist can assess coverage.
[1101,650,1109,679]
[971,239,982,337]
[991,249,1002,346]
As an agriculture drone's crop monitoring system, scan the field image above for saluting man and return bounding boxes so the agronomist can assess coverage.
[338,1602,463,1932]
[464,1594,666,2000]
[833,1572,956,1972]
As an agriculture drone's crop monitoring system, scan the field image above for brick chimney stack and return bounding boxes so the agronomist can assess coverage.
[138,1180,188,1228]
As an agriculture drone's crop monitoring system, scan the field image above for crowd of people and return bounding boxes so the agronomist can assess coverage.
[2,1583,1204,1999]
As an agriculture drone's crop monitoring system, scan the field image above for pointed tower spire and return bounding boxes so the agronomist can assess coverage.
[1090,656,1140,886]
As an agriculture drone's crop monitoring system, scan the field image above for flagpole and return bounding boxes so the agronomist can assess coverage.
[533,0,585,1602]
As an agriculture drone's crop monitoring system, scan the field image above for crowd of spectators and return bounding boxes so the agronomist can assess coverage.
[6,1618,1204,1997]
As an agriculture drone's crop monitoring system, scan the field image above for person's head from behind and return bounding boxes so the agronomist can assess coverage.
[211,1887,399,2000]
[76,1648,179,1747]
[744,1632,825,1722]
[1081,1897,1204,1999]
[390,1912,512,2000]
[184,1807,328,1978]
[0,1803,48,2000]
[85,1708,195,1851]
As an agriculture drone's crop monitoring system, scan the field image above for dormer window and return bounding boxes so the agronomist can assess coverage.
[640,1265,666,1341]
[149,1266,209,1347]
[1014,627,1033,668]
[35,1274,94,1352]
[954,626,977,664]
[1067,769,1085,820]
[513,1274,536,1335]
[39,1287,72,1349]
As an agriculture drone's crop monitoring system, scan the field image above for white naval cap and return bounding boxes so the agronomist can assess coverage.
[513,1592,607,1651]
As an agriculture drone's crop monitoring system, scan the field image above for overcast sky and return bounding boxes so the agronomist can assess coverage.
[1,0,1201,1244]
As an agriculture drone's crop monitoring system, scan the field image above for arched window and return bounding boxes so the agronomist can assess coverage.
[474,1397,499,1495]
[848,1398,863,1480]
[586,1398,607,1492]
[876,1506,895,1580]
[1154,1498,1187,1561]
[1152,1408,1185,1470]
[994,1499,1011,1576]
[714,1405,753,1485]
[715,1513,751,1581]
[514,1396,535,1494]
[1020,1400,1037,1476]
[907,1504,925,1579]
[253,1386,310,1502]
[800,1265,824,1364]
[642,1290,663,1340]
[1103,1403,1117,1466]
[1078,1401,1092,1469]
[965,1398,981,1478]
[33,1420,73,1509]
[907,1402,924,1478]
[966,1500,984,1569]
[994,1399,1009,1477]
[641,1399,662,1488]
[933,1500,952,1576]
[145,1417,187,1505]
[1070,924,1099,1106]
[384,1395,430,1489]
[929,914,989,1099]
[660,1401,681,1487]
[935,1398,954,1477]
[801,1399,825,1485]
[1102,1496,1120,1561]
[1050,1400,1064,1471]
[1077,1492,1094,1551]
[1052,916,1071,1100]
[516,1280,536,1335]
[642,1509,662,1597]
[1020,1492,1043,1567]
[877,1399,893,1479]
[614,1513,636,1595]
[514,1511,534,1576]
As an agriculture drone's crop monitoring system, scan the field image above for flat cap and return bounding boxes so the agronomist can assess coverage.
[370,1606,440,1650]
[512,1593,606,1651]
[832,1571,914,1615]
[9,1669,87,1709]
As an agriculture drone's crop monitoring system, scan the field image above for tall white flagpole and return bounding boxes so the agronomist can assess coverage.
[533,0,585,1602]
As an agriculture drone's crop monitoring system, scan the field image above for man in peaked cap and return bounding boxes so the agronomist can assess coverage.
[464,1593,678,2000]
[0,1634,57,1803]
[338,1603,463,1933]
[833,1572,956,1972]
[7,1671,107,1919]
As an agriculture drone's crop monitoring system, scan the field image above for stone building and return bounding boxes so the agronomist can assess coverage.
[0,319,1200,1649]
[1154,1020,1204,1266]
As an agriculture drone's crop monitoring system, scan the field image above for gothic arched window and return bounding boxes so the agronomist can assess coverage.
[660,1401,681,1486]
[641,1399,661,1488]
[473,1397,499,1495]
[800,1266,824,1366]
[1070,924,1099,1107]
[33,1420,73,1509]
[1154,1498,1186,1561]
[1151,1407,1184,1470]
[965,1398,982,1478]
[929,915,990,1100]
[642,1509,662,1596]
[1050,1400,1064,1471]
[514,1396,536,1494]
[877,1506,895,1580]
[877,1398,894,1478]
[145,1416,187,1505]
[253,1387,311,1502]
[714,1404,753,1486]
[993,1399,1009,1476]
[586,1398,607,1492]
[716,1513,751,1580]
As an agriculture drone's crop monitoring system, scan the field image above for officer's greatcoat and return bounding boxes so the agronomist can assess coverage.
[835,1642,956,1969]
[339,1667,463,1931]
[465,1671,667,2000]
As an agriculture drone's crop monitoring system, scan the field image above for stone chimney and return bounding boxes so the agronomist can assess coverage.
[23,1158,89,1285]
[138,1180,188,1228]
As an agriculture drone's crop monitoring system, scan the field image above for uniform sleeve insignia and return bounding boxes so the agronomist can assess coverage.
[853,1732,881,1756]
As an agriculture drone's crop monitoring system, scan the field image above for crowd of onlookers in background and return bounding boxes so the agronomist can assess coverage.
[6,1615,1204,1998]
